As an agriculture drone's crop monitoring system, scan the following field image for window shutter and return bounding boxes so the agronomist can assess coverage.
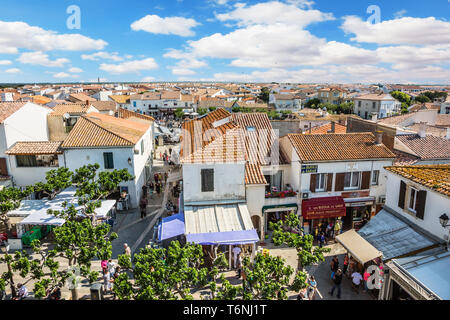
[201,169,214,192]
[415,190,427,220]
[326,173,333,192]
[398,180,406,209]
[0,158,8,176]
[361,171,371,190]
[335,173,345,191]
[310,174,317,193]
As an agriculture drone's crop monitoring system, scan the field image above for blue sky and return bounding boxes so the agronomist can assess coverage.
[0,0,449,84]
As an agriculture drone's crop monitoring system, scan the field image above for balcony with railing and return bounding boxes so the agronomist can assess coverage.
[264,186,298,206]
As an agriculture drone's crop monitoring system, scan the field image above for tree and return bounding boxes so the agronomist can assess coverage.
[390,91,412,106]
[258,87,270,103]
[0,186,34,233]
[304,98,321,109]
[422,91,447,102]
[270,212,330,294]
[209,107,217,112]
[175,108,185,120]
[34,167,73,200]
[414,95,431,104]
[114,241,210,300]
[197,108,208,116]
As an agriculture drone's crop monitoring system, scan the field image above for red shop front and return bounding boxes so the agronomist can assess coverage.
[301,196,346,236]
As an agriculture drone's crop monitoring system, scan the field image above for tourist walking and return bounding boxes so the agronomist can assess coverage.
[13,283,28,300]
[330,256,339,280]
[351,271,363,294]
[329,269,343,299]
[102,269,112,294]
[307,276,317,300]
[124,243,131,257]
[334,218,342,238]
[342,254,349,276]
[140,196,148,219]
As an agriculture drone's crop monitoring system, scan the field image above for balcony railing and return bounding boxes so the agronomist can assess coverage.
[265,190,297,199]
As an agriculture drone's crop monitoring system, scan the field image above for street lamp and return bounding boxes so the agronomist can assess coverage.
[438,213,450,251]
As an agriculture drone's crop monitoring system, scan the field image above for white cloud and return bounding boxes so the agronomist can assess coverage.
[5,68,21,74]
[0,60,12,65]
[0,20,107,53]
[394,9,407,19]
[131,15,200,37]
[341,16,450,45]
[171,68,197,75]
[53,72,79,79]
[141,76,155,82]
[17,51,70,67]
[99,58,158,74]
[81,51,123,62]
[68,67,83,73]
[215,1,334,28]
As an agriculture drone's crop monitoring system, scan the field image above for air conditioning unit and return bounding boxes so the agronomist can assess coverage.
[302,192,311,200]
[379,196,386,204]
[134,149,139,155]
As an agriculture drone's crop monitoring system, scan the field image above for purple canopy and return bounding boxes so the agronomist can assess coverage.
[158,213,185,241]
[186,229,259,245]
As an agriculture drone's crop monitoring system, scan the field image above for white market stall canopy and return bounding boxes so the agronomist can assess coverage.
[8,187,116,226]
[336,229,383,265]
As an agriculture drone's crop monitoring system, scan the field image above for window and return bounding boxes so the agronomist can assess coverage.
[133,101,136,107]
[371,170,379,185]
[316,173,327,192]
[16,155,59,167]
[372,102,376,109]
[358,101,361,107]
[408,187,418,212]
[201,169,214,192]
[344,172,360,190]
[103,152,114,169]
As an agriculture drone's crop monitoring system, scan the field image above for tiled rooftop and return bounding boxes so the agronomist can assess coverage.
[6,141,63,155]
[396,134,450,160]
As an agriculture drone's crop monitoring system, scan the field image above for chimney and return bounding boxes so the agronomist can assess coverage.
[330,121,336,133]
[371,112,378,122]
[86,100,89,106]
[375,131,383,145]
[418,122,427,138]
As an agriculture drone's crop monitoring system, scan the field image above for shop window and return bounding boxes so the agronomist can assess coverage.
[371,170,379,185]
[16,155,59,167]
[344,172,360,190]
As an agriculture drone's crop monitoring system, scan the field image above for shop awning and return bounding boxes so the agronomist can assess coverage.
[336,229,383,265]
[301,196,346,220]
[158,213,185,241]
[186,229,259,245]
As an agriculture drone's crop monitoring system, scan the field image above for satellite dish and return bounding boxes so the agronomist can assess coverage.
[63,112,70,120]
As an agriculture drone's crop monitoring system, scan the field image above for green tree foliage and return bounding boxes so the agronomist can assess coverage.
[390,91,412,106]
[0,186,34,232]
[270,211,330,272]
[304,98,321,109]
[114,241,210,300]
[258,87,270,103]
[422,91,447,102]
[209,107,217,112]
[175,108,185,120]
[197,108,208,116]
[414,95,431,104]
[34,167,73,200]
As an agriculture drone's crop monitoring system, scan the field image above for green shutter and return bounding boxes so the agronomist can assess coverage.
[104,153,114,169]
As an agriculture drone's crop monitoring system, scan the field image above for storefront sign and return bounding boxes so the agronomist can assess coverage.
[345,201,374,207]
[302,197,346,220]
[341,191,370,198]
[301,165,318,173]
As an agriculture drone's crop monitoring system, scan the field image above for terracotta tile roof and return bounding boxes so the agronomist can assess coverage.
[0,102,27,123]
[161,91,181,100]
[6,141,63,155]
[405,124,448,138]
[393,150,419,166]
[109,95,130,104]
[49,104,91,116]
[130,92,161,101]
[309,122,347,134]
[90,101,116,112]
[181,108,236,160]
[245,163,267,185]
[69,93,96,102]
[378,113,414,126]
[354,93,395,101]
[32,95,52,105]
[436,115,450,127]
[198,98,226,109]
[396,134,450,160]
[61,112,150,148]
[385,165,450,197]
[118,108,155,122]
[409,103,440,112]
[286,133,396,162]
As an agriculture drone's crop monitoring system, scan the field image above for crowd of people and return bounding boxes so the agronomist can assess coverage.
[313,218,343,248]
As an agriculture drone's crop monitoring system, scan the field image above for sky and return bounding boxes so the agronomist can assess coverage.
[0,0,449,84]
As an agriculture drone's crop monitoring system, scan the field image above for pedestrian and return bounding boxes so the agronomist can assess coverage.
[232,245,242,269]
[329,269,343,299]
[164,171,168,183]
[140,196,148,219]
[330,256,339,280]
[124,243,131,257]
[102,269,112,294]
[343,254,349,276]
[334,218,342,238]
[363,268,371,292]
[351,271,363,294]
[112,266,121,300]
[13,283,28,300]
[154,173,159,183]
[236,255,243,279]
[107,259,116,278]
[101,259,108,274]
[307,276,317,300]
[142,184,148,196]
[326,221,334,238]
[318,232,325,248]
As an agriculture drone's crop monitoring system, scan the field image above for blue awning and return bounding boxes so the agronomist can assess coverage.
[158,213,185,241]
[186,229,259,245]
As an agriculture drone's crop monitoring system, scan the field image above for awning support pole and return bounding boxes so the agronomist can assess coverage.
[229,245,232,270]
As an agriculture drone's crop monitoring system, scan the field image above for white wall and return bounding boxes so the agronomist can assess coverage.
[182,162,246,203]
[385,171,449,241]
[9,154,65,187]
